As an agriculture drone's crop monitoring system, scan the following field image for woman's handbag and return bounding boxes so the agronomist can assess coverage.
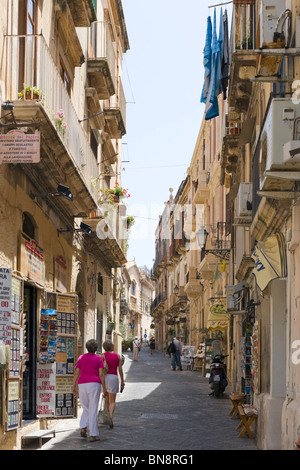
[98,396,112,426]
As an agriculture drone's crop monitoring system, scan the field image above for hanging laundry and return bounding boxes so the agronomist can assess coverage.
[205,9,220,120]
[200,16,212,104]
[217,9,230,99]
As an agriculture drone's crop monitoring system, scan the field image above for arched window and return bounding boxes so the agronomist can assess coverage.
[22,212,36,240]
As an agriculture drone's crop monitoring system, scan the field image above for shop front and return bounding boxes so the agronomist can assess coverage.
[0,224,81,448]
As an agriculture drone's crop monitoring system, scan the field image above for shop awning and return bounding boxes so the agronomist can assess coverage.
[251,232,287,296]
[207,303,230,331]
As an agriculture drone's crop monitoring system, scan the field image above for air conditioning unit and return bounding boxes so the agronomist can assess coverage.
[226,283,248,311]
[236,183,252,218]
[226,285,236,311]
[258,98,300,191]
[259,0,286,49]
[283,141,300,165]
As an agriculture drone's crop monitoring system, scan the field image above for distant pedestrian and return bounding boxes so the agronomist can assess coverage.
[149,337,155,355]
[133,336,141,361]
[172,336,183,371]
[73,339,107,442]
[102,340,125,428]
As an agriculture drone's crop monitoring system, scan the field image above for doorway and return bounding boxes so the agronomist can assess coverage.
[22,284,37,420]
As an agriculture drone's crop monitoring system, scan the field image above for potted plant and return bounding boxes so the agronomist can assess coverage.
[112,182,130,203]
[192,180,198,188]
[18,86,41,100]
[55,109,67,136]
[125,216,135,229]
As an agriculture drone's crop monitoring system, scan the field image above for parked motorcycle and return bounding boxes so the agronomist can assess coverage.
[209,354,228,397]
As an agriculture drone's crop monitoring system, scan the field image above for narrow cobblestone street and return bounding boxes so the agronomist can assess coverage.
[38,346,258,452]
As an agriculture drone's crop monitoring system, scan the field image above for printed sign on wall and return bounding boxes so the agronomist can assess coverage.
[0,268,12,345]
[36,363,56,417]
[0,129,40,163]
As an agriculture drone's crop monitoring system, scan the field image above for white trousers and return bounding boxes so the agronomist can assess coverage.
[79,382,101,437]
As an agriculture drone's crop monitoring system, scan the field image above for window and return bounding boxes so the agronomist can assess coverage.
[131,281,135,296]
[27,0,37,35]
[60,57,71,95]
[90,130,98,160]
[22,212,36,240]
[97,273,103,295]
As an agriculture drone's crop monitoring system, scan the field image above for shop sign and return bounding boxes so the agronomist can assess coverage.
[207,303,230,331]
[36,363,56,417]
[251,233,287,296]
[57,294,76,314]
[19,233,45,286]
[0,129,40,163]
[0,268,12,345]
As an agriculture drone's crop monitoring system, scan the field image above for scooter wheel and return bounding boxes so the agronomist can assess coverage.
[213,383,220,397]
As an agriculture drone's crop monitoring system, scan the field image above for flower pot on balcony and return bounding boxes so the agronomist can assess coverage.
[113,195,120,203]
[18,87,42,101]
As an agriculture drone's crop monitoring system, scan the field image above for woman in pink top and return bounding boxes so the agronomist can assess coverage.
[73,339,107,442]
[101,340,125,428]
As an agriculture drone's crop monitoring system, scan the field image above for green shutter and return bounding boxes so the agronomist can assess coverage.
[92,0,97,14]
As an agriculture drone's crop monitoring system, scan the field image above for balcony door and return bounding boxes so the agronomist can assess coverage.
[18,0,38,94]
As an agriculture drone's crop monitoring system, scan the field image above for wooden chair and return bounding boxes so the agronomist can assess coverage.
[236,405,258,439]
[229,393,245,419]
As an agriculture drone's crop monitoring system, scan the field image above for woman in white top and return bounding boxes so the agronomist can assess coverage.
[133,336,141,361]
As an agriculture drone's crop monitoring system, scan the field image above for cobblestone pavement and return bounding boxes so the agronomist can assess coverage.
[39,346,258,453]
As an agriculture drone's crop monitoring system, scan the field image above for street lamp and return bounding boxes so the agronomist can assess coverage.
[173,285,179,297]
[31,184,73,201]
[196,227,209,250]
[58,222,92,236]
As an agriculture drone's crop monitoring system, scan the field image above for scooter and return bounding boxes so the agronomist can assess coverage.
[209,354,228,397]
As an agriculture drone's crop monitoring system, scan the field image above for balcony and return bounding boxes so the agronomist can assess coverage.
[129,296,137,312]
[168,287,188,314]
[227,3,256,113]
[200,222,231,263]
[4,34,99,217]
[54,1,85,67]
[184,267,202,299]
[82,216,127,268]
[151,292,167,316]
[104,78,127,138]
[192,170,210,204]
[221,134,241,175]
[87,22,116,100]
[66,0,97,27]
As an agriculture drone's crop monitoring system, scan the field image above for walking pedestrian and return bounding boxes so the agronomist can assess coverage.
[133,336,141,361]
[149,337,155,355]
[72,339,107,442]
[172,336,183,371]
[102,340,125,428]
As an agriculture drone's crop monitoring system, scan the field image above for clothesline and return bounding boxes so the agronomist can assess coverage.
[208,1,233,8]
